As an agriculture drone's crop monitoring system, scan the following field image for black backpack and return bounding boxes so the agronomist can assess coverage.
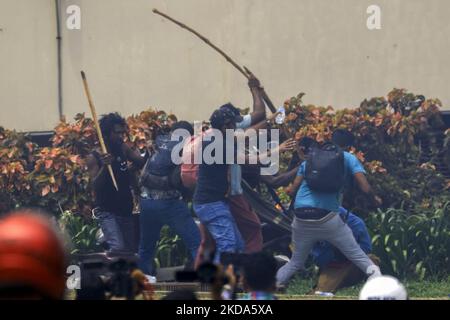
[147,134,179,176]
[304,143,345,192]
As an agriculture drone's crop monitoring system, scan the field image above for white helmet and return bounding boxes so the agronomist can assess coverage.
[359,276,407,300]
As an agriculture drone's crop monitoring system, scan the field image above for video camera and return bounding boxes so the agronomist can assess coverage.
[73,252,140,300]
[175,253,250,284]
[175,261,220,284]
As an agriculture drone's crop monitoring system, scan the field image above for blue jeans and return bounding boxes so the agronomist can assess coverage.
[97,211,137,253]
[193,201,244,262]
[138,198,201,275]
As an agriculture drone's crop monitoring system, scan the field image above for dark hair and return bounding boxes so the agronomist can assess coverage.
[298,137,318,155]
[171,121,194,136]
[220,103,239,116]
[99,113,127,138]
[243,252,277,292]
[162,289,198,300]
[167,114,178,122]
[210,108,237,129]
[332,129,355,148]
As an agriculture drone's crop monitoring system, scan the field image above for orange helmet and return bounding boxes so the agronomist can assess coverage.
[0,210,67,299]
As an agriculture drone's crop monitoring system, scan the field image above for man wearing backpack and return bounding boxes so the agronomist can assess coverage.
[138,121,201,278]
[276,131,382,286]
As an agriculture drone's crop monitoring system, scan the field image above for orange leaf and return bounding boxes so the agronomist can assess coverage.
[26,142,34,153]
[45,159,53,169]
[70,155,79,164]
[7,148,15,158]
[374,118,383,127]
[41,185,51,196]
[445,180,450,190]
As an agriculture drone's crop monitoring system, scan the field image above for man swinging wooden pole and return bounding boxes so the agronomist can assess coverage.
[152,8,278,114]
[80,71,119,191]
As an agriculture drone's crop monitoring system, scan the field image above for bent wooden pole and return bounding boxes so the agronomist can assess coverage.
[80,71,119,191]
[152,8,278,114]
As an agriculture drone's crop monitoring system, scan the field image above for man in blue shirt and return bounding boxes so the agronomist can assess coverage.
[276,134,383,286]
[292,151,368,213]
[311,207,380,293]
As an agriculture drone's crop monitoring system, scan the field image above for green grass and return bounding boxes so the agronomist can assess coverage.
[285,275,450,299]
[66,274,450,300]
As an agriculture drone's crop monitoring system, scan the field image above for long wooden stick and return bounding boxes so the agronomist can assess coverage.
[152,8,278,114]
[153,9,248,79]
[243,66,277,114]
[80,71,119,191]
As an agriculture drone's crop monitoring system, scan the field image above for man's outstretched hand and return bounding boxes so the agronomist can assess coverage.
[279,138,297,153]
[245,67,261,89]
[248,74,261,89]
[99,153,113,167]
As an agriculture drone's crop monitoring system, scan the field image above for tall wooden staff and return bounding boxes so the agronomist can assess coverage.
[81,71,119,191]
[152,9,278,113]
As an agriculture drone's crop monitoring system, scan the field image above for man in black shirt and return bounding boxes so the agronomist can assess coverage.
[193,108,296,262]
[86,113,146,253]
[193,108,244,261]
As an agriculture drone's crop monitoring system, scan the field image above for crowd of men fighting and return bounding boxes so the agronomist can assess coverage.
[0,74,404,300]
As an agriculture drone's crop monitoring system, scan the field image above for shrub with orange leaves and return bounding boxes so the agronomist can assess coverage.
[52,113,98,156]
[52,109,171,153]
[0,108,173,216]
[279,89,449,216]
[0,129,36,212]
[126,109,171,150]
[27,147,91,214]
[1,91,448,219]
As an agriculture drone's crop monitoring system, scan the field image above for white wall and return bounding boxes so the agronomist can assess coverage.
[0,0,59,131]
[1,0,449,132]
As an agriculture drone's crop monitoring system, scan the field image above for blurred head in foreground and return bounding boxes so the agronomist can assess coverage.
[0,209,67,300]
[162,289,198,300]
[242,252,278,293]
[359,275,407,300]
